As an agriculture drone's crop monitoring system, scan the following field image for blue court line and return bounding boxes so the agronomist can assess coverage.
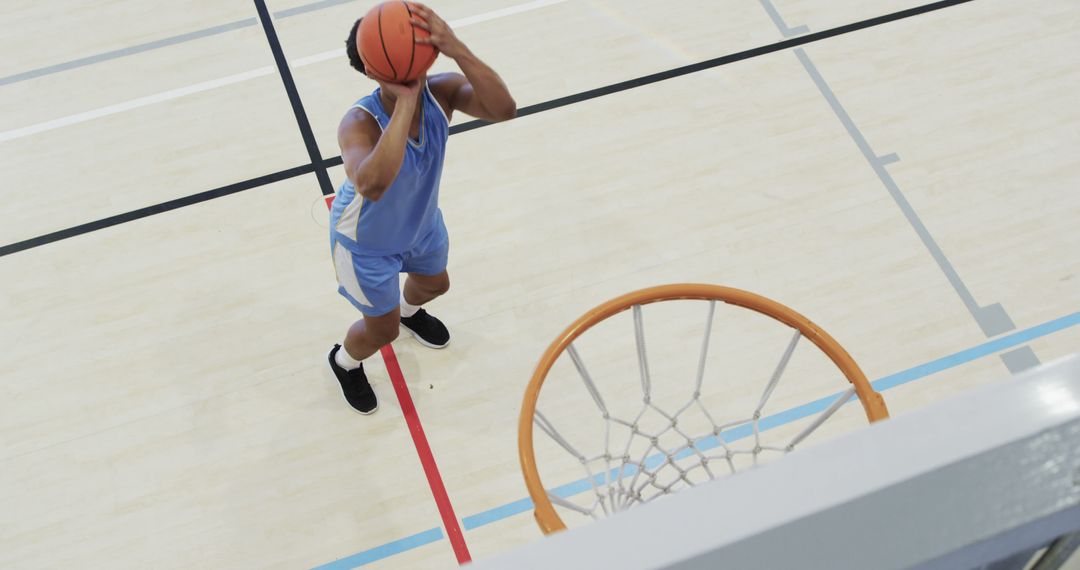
[310,527,443,570]
[461,309,1080,531]
[872,311,1080,391]
[325,309,1080,566]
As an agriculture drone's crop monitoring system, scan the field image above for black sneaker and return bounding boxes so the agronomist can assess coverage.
[327,345,378,414]
[400,309,450,349]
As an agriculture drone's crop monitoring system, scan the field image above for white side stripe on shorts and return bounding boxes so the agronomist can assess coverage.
[333,242,372,308]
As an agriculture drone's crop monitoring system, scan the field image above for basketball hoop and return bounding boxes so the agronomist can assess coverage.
[519,284,889,534]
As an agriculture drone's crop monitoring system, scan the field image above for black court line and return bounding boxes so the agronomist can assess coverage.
[443,0,978,136]
[0,0,976,259]
[0,164,315,258]
[254,0,336,197]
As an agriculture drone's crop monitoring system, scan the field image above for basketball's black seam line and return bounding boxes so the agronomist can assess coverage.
[0,0,978,259]
[378,4,399,81]
[403,0,417,82]
[361,42,393,80]
[253,0,335,197]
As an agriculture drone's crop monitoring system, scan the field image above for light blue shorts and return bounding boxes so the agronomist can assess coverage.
[331,220,449,317]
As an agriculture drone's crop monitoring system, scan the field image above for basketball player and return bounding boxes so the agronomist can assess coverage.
[327,4,516,414]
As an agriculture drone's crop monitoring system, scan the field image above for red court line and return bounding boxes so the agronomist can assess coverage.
[380,345,472,564]
[325,194,471,565]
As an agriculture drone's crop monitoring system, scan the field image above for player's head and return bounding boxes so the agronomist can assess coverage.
[346,18,366,76]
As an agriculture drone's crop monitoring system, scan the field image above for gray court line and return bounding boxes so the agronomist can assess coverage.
[758,0,810,37]
[791,48,1040,373]
[0,19,254,86]
[879,152,900,165]
[751,0,1038,373]
[274,0,353,18]
[0,0,353,87]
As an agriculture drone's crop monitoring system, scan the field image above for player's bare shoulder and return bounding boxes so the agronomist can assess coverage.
[338,106,381,148]
[425,72,467,120]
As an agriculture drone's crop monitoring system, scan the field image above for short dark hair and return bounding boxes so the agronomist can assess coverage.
[346,18,365,74]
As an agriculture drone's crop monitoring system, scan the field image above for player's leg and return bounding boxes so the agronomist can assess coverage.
[328,242,403,414]
[343,307,401,361]
[403,270,450,306]
[399,220,451,348]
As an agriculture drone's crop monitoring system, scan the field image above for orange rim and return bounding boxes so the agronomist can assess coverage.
[518,284,889,535]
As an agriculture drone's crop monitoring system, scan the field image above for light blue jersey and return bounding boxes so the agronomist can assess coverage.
[330,83,449,255]
[329,83,452,316]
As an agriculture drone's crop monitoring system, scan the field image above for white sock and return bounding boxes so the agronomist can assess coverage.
[400,291,421,318]
[335,345,363,371]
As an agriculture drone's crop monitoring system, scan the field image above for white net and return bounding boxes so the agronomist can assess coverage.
[532,299,862,522]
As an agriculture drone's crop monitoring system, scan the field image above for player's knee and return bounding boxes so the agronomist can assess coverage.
[371,325,399,346]
[364,317,400,346]
[432,275,450,297]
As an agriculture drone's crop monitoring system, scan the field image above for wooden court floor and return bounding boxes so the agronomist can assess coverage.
[2,0,1079,568]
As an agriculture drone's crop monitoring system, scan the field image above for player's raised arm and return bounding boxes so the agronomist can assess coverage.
[411,4,516,122]
[338,80,423,202]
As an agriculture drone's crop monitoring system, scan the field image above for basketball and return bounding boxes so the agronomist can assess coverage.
[357,1,439,83]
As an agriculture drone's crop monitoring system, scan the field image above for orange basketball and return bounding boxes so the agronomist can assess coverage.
[357,1,439,83]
